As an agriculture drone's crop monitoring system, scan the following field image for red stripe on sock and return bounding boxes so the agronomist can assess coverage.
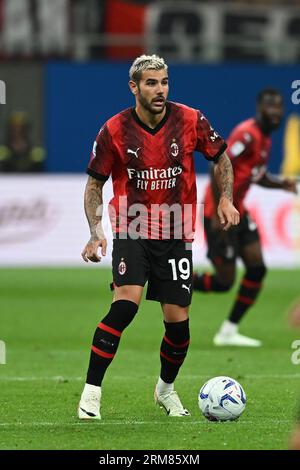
[91,345,115,359]
[163,335,189,349]
[98,322,121,337]
[203,273,212,291]
[237,295,254,305]
[242,279,261,289]
[160,351,184,364]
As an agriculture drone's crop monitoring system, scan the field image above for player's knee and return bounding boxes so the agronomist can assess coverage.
[114,285,143,305]
[214,275,235,291]
[163,304,189,323]
[102,299,139,332]
[165,318,190,342]
[246,265,267,282]
[217,281,234,292]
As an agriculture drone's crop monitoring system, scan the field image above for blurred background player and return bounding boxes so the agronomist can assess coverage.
[0,112,45,172]
[193,88,297,347]
[78,54,239,420]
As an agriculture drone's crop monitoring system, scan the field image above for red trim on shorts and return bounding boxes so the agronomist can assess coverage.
[163,335,189,349]
[91,345,115,359]
[242,279,261,289]
[237,295,254,305]
[203,273,212,291]
[98,322,122,337]
[160,351,184,364]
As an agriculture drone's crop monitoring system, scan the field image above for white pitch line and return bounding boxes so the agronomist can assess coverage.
[0,422,202,427]
[1,373,300,382]
[0,376,84,382]
[0,419,293,427]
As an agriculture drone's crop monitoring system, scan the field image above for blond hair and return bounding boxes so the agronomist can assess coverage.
[129,54,168,82]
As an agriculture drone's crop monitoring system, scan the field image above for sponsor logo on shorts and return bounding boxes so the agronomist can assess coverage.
[225,246,235,259]
[181,283,191,294]
[118,258,126,275]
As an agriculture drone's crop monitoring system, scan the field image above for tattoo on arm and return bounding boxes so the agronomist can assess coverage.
[210,164,220,209]
[214,152,234,202]
[84,176,105,240]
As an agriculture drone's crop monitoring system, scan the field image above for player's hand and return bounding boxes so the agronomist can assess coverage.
[282,178,298,194]
[288,299,300,328]
[81,236,107,263]
[210,214,223,231]
[290,425,300,450]
[217,196,240,231]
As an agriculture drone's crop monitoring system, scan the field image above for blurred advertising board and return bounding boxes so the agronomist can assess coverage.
[0,175,299,267]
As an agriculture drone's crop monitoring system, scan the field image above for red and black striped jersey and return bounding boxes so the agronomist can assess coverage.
[87,101,226,240]
[204,118,272,218]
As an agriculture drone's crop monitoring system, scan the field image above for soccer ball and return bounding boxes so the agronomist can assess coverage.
[198,376,246,422]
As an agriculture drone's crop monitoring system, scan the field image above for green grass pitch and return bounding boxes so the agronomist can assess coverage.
[0,267,299,450]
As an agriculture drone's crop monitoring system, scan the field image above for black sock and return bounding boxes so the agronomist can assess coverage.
[229,266,267,324]
[86,300,138,386]
[160,319,190,384]
[193,272,233,292]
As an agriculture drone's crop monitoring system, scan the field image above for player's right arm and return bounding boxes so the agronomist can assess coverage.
[81,176,107,263]
[82,122,114,263]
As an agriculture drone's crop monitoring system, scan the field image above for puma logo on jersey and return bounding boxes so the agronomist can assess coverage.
[127,148,140,159]
[181,283,191,294]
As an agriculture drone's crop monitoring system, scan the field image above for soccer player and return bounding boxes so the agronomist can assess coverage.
[78,55,239,419]
[193,88,297,347]
[289,298,300,450]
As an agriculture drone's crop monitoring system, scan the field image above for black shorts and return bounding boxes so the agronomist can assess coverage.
[204,212,260,264]
[112,238,193,307]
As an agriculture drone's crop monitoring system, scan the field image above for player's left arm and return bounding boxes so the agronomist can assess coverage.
[81,176,107,263]
[257,172,298,194]
[195,111,240,230]
[214,152,240,230]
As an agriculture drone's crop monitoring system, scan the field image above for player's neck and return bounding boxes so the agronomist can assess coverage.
[135,105,166,129]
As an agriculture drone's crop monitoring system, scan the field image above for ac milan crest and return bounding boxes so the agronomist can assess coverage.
[118,258,126,275]
[170,140,179,157]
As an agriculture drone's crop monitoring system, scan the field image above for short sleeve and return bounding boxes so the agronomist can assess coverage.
[195,111,227,161]
[86,123,114,181]
[226,131,254,160]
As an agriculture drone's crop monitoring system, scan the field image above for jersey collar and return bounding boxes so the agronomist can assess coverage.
[131,102,171,135]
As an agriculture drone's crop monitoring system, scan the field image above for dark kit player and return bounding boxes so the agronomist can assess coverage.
[78,55,239,419]
[194,89,297,347]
